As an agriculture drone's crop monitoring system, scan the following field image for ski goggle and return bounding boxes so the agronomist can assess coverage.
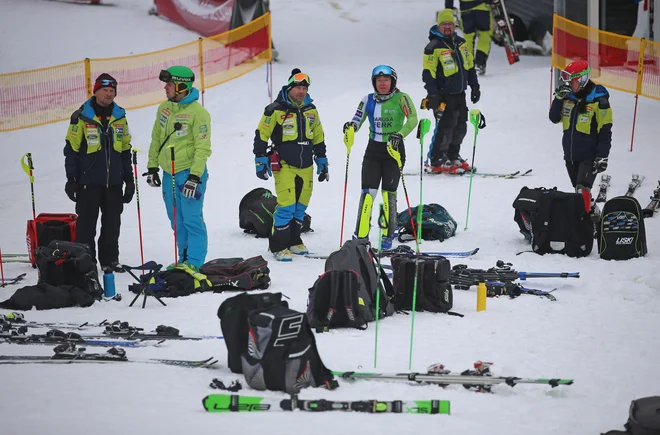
[288,72,311,87]
[97,79,116,87]
[559,66,590,83]
[372,65,394,77]
[159,69,193,83]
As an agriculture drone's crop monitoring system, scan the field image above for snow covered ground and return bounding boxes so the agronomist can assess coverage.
[1,0,659,433]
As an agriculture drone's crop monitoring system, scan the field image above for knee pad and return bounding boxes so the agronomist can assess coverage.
[355,189,377,238]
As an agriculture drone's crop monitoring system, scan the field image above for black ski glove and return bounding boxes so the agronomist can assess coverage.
[343,121,358,133]
[593,157,608,174]
[389,132,404,150]
[425,93,442,111]
[554,84,571,100]
[65,178,78,202]
[471,86,481,104]
[142,167,161,187]
[123,181,135,204]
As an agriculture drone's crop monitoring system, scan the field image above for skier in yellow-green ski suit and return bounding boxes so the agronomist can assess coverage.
[253,68,328,262]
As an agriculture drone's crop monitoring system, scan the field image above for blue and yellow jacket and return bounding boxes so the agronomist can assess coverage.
[423,26,479,97]
[549,83,613,163]
[64,98,132,186]
[253,86,326,168]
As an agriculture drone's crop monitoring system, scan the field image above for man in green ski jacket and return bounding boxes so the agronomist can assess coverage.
[144,66,212,271]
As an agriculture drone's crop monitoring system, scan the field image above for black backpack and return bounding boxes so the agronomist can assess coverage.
[35,240,103,300]
[602,396,660,435]
[390,254,457,314]
[239,188,312,237]
[241,305,337,394]
[598,196,647,260]
[217,292,288,373]
[307,270,370,331]
[513,187,593,257]
[200,256,271,291]
[322,239,395,323]
[129,269,212,298]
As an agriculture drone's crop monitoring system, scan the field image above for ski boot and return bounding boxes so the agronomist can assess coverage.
[289,244,309,255]
[461,360,493,393]
[272,249,293,262]
[380,235,395,250]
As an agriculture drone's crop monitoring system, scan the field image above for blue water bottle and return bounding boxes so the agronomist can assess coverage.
[103,271,116,298]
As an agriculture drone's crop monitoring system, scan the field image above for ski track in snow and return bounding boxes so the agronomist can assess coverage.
[1,0,659,433]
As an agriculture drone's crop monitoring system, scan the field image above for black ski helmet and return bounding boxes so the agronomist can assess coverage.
[371,65,397,97]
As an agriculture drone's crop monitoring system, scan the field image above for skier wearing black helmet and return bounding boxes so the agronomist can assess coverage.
[343,65,418,249]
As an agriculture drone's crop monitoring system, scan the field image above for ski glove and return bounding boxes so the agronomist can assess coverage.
[122,181,135,204]
[471,86,481,104]
[593,157,608,174]
[182,174,201,199]
[315,157,329,182]
[555,85,571,100]
[343,121,358,133]
[426,93,442,111]
[142,168,161,187]
[389,132,404,150]
[65,178,78,202]
[255,156,271,180]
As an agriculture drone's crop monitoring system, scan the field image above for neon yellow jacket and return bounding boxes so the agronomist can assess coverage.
[148,88,212,176]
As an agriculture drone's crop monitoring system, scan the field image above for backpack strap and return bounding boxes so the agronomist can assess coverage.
[341,272,368,330]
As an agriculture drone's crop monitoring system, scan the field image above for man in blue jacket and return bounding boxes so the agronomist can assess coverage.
[423,9,481,174]
[64,73,134,272]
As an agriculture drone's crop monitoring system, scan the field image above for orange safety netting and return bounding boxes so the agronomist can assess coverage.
[0,13,271,132]
[552,14,660,100]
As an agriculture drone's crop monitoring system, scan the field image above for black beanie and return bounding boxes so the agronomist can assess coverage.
[93,73,117,94]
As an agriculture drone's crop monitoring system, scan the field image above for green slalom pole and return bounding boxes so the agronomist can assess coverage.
[464,109,486,231]
[407,119,431,370]
[373,203,387,368]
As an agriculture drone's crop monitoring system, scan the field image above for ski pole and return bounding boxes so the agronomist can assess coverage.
[374,203,387,369]
[132,150,145,273]
[169,146,178,268]
[0,247,5,286]
[464,110,486,231]
[21,153,39,253]
[339,125,355,248]
[386,143,418,248]
[415,119,432,252]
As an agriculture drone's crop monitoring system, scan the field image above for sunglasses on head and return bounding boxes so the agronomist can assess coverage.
[98,79,116,86]
[288,73,311,86]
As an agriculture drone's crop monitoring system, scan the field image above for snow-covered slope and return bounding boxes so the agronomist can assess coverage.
[1,1,659,434]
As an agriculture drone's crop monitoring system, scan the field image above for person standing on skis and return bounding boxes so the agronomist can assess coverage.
[549,60,612,214]
[143,66,212,272]
[253,68,328,262]
[343,65,418,250]
[423,8,481,174]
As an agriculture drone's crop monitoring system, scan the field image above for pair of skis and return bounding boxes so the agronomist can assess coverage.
[0,327,165,348]
[0,343,218,368]
[305,246,479,260]
[203,394,450,414]
[490,0,520,65]
[411,168,532,179]
[202,360,573,414]
[595,174,659,216]
[0,273,26,287]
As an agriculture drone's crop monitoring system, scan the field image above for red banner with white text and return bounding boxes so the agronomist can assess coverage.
[154,0,235,36]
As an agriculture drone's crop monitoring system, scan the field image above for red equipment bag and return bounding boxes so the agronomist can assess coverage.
[26,213,77,268]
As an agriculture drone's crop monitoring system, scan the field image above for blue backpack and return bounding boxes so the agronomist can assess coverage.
[396,204,457,242]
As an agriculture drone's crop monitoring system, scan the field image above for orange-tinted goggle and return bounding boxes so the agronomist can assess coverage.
[288,73,311,87]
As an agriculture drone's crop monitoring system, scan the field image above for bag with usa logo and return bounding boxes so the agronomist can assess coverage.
[241,305,337,394]
[598,196,647,260]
